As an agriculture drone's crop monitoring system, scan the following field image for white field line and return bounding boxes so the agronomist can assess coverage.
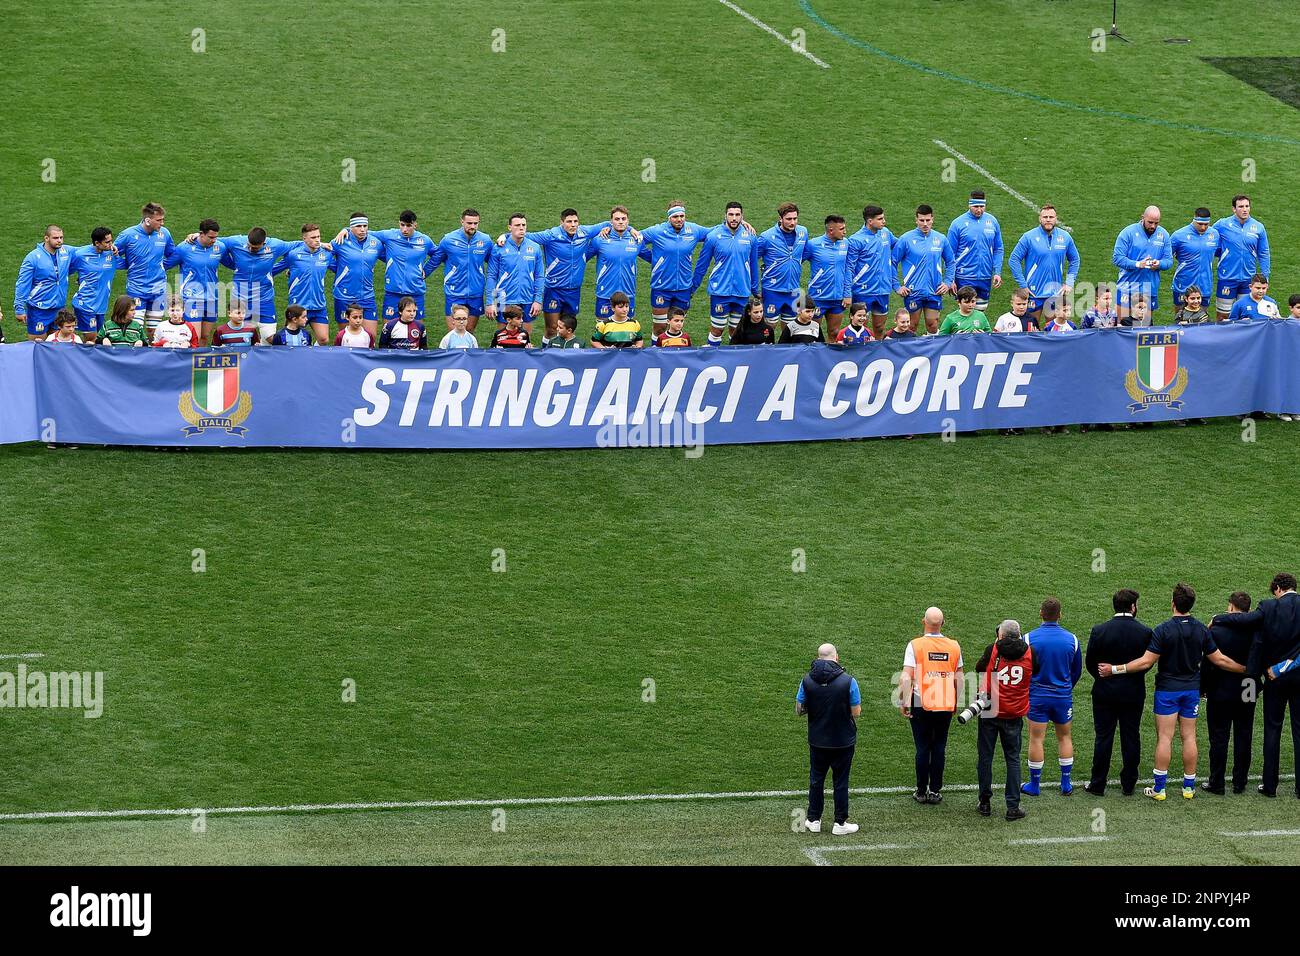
[0,775,1291,826]
[933,139,1041,213]
[1008,835,1111,846]
[803,843,917,866]
[1218,829,1300,838]
[718,0,830,69]
[0,653,45,660]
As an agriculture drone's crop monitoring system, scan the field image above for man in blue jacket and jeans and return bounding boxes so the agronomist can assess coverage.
[796,643,861,835]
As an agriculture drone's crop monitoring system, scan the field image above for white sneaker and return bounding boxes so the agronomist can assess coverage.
[1281,414,1295,422]
[804,819,821,833]
[832,822,859,835]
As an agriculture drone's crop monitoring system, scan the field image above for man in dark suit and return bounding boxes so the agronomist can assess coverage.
[1082,589,1152,796]
[1214,572,1300,797]
[1204,592,1259,794]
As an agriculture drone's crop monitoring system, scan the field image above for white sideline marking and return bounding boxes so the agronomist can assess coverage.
[0,653,44,660]
[1008,835,1111,846]
[0,774,1290,825]
[1218,829,1300,838]
[802,843,916,867]
[933,139,1040,213]
[718,0,830,69]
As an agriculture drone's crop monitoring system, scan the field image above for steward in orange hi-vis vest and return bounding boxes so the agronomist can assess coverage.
[908,634,963,712]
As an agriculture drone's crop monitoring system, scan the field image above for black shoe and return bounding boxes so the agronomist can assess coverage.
[913,789,928,803]
[978,800,991,817]
[1121,788,1135,796]
[926,791,943,805]
[1259,785,1277,797]
[1232,786,1246,794]
[1082,783,1105,797]
[1005,806,1027,821]
[1200,783,1225,795]
[1097,423,1115,432]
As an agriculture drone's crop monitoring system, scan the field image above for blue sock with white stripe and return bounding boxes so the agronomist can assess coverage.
[1183,774,1195,791]
[1059,757,1073,792]
[1153,769,1168,794]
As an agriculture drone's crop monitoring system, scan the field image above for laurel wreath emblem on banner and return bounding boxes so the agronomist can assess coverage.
[179,390,253,435]
[1125,367,1188,408]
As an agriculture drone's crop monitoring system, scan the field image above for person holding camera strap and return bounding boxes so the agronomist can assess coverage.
[973,620,1038,820]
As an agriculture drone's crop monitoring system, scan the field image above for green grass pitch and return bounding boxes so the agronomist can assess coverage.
[1,0,1299,865]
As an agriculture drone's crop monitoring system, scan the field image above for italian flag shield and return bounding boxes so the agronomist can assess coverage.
[1137,340,1178,391]
[192,360,240,415]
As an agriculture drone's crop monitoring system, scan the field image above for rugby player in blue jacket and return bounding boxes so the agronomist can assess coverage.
[584,206,645,321]
[802,215,851,339]
[425,209,494,332]
[370,210,439,323]
[1170,208,1219,311]
[756,203,808,327]
[514,208,609,343]
[1022,597,1083,796]
[846,205,896,340]
[14,225,72,340]
[272,223,335,343]
[891,205,955,335]
[68,226,126,342]
[219,228,296,343]
[1112,206,1172,322]
[946,192,1003,311]
[486,214,546,334]
[691,203,760,346]
[329,213,386,339]
[1009,205,1079,328]
[639,201,708,336]
[115,202,176,338]
[1214,194,1270,322]
[166,218,227,344]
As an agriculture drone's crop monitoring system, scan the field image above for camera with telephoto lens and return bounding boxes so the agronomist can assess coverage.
[957,692,991,725]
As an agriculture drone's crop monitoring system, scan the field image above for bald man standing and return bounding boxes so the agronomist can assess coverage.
[1113,206,1172,324]
[900,608,964,804]
[796,643,861,835]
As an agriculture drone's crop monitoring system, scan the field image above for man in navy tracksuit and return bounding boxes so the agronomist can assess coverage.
[1022,597,1083,795]
[796,643,861,835]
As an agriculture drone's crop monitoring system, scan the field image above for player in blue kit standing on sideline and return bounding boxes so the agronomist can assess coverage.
[68,226,125,342]
[166,218,227,344]
[369,210,439,323]
[1170,208,1219,311]
[639,201,707,337]
[1021,597,1082,797]
[756,202,809,330]
[272,223,335,344]
[802,215,851,340]
[1009,204,1079,330]
[1112,206,1172,322]
[946,191,1003,312]
[847,204,896,342]
[425,208,494,333]
[14,224,72,340]
[114,202,176,339]
[486,213,546,335]
[892,204,954,335]
[692,202,760,346]
[1214,194,1270,322]
[585,205,645,322]
[328,213,386,341]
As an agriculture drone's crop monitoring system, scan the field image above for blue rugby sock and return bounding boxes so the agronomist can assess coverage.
[1183,774,1195,791]
[1059,758,1073,791]
[1153,769,1168,794]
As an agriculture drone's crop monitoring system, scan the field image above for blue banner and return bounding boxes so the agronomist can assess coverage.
[6,322,1299,449]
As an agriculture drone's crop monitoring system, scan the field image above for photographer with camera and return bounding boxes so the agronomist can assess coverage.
[969,620,1038,821]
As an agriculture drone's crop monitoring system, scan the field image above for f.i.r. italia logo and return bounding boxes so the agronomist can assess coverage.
[179,353,252,436]
[1125,330,1188,413]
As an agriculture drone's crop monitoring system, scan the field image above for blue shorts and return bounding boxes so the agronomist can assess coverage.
[852,294,890,315]
[650,289,692,312]
[595,295,635,319]
[244,293,277,324]
[1027,697,1073,724]
[23,305,60,335]
[812,297,846,317]
[1116,286,1158,312]
[443,295,483,318]
[183,296,222,322]
[711,295,750,323]
[1028,295,1053,314]
[495,303,537,324]
[955,281,990,304]
[762,290,799,319]
[334,299,377,324]
[305,308,329,325]
[130,291,169,316]
[544,287,582,316]
[1217,280,1252,302]
[1171,288,1203,309]
[72,307,104,334]
[383,291,425,321]
[904,293,942,313]
[1153,689,1200,719]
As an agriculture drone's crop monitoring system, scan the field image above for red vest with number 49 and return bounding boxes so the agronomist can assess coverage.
[983,647,1033,718]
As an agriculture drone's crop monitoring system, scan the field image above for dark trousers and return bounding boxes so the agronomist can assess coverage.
[1206,695,1257,792]
[1088,698,1144,794]
[1260,672,1300,796]
[807,744,855,824]
[977,716,1023,809]
[910,708,953,794]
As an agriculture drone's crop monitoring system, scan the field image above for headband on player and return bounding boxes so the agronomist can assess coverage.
[968,198,986,207]
[1193,215,1211,224]
[349,216,368,227]
[667,206,686,216]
